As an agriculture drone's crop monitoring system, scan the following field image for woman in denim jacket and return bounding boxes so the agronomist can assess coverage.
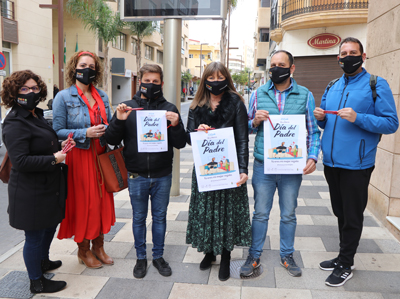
[52,51,115,269]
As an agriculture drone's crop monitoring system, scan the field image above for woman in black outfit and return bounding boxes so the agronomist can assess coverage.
[186,62,251,281]
[1,70,73,294]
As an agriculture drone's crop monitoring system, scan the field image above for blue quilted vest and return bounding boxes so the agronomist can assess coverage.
[254,79,309,162]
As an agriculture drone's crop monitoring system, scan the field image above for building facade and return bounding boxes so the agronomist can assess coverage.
[365,0,400,241]
[0,0,54,118]
[253,0,271,88]
[188,40,220,82]
[269,0,368,105]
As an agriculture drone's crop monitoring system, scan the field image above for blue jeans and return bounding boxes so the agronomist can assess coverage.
[128,173,172,259]
[249,159,302,259]
[23,226,57,280]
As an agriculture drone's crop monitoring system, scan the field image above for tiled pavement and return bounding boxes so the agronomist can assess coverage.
[1,135,400,298]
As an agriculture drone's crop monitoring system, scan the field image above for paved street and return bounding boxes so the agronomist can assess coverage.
[1,101,400,298]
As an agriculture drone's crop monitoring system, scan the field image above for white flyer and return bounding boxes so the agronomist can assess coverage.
[136,110,168,152]
[263,115,307,174]
[190,127,240,192]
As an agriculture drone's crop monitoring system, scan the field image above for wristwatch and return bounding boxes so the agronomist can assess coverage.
[52,156,58,165]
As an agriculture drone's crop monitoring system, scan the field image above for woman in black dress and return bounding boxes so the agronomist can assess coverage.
[186,62,251,281]
[2,70,73,294]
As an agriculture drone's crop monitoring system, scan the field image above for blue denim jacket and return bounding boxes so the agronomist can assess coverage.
[52,85,112,149]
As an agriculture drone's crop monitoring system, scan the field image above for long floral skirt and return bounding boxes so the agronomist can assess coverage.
[186,169,252,255]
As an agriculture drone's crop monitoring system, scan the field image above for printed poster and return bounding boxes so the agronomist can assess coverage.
[136,110,168,152]
[264,115,307,174]
[190,127,240,192]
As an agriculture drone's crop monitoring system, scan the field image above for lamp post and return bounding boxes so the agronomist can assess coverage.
[227,46,238,71]
[237,54,243,71]
[199,43,208,78]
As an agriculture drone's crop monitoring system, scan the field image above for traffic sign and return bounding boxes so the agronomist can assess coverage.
[0,70,6,76]
[0,52,6,70]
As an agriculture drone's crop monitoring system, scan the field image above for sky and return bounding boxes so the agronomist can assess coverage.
[188,0,258,48]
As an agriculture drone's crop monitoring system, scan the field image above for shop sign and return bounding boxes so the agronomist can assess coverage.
[307,33,341,49]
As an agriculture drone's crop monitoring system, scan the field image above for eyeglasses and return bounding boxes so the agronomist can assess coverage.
[19,86,41,94]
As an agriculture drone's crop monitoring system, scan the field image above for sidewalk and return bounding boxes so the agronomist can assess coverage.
[1,135,400,298]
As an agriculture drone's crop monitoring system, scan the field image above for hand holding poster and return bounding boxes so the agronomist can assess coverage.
[136,110,168,152]
[190,127,240,192]
[264,115,307,174]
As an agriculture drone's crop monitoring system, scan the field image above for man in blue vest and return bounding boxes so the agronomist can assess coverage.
[314,37,398,287]
[240,50,321,277]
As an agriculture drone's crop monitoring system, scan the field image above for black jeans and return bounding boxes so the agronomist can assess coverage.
[324,165,374,267]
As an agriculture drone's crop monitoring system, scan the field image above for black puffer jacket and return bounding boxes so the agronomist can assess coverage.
[186,91,249,174]
[105,91,186,178]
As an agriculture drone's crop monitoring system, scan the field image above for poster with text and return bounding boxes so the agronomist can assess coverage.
[264,115,307,174]
[136,110,168,152]
[190,127,240,192]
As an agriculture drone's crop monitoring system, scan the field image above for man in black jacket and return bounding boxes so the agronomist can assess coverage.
[105,64,186,279]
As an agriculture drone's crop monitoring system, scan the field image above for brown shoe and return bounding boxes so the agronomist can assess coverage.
[91,234,114,265]
[77,239,103,269]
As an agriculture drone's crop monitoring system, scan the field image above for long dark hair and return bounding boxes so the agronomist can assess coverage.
[190,62,244,109]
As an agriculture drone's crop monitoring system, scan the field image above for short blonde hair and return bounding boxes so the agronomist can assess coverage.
[65,51,104,87]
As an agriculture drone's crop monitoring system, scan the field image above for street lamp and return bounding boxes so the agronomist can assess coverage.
[199,43,208,78]
[237,54,243,71]
[227,46,238,70]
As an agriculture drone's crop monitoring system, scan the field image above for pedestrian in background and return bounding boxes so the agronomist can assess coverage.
[52,51,115,269]
[314,37,398,287]
[186,61,251,281]
[2,70,73,293]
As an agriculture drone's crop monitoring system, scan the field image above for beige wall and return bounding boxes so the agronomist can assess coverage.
[13,0,53,110]
[366,0,400,240]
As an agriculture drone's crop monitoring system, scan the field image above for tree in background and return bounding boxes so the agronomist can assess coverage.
[67,0,125,94]
[232,68,249,94]
[220,0,238,66]
[127,21,156,87]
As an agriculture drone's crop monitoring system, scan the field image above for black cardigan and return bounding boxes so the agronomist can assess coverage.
[186,91,249,174]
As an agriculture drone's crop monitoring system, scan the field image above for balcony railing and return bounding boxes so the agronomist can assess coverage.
[1,0,14,20]
[270,6,281,30]
[282,0,368,21]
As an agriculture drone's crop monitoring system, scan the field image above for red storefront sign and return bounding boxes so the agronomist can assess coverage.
[307,33,341,49]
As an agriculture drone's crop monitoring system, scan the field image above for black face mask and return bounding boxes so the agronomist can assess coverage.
[140,82,163,100]
[16,92,41,110]
[75,68,96,85]
[269,66,291,84]
[205,79,228,95]
[338,55,363,74]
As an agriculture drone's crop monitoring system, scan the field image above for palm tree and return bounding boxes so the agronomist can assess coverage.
[127,21,156,85]
[220,0,238,66]
[66,0,125,94]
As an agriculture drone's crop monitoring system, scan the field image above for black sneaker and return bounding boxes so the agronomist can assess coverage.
[240,255,261,277]
[319,257,355,271]
[153,257,172,277]
[280,254,302,277]
[133,259,147,278]
[325,264,353,287]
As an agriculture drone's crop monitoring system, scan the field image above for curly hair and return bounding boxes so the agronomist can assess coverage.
[65,51,103,87]
[0,70,48,109]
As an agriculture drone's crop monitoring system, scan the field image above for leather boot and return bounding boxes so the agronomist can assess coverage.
[30,275,66,294]
[77,239,103,269]
[200,252,216,270]
[219,248,231,281]
[91,234,114,265]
